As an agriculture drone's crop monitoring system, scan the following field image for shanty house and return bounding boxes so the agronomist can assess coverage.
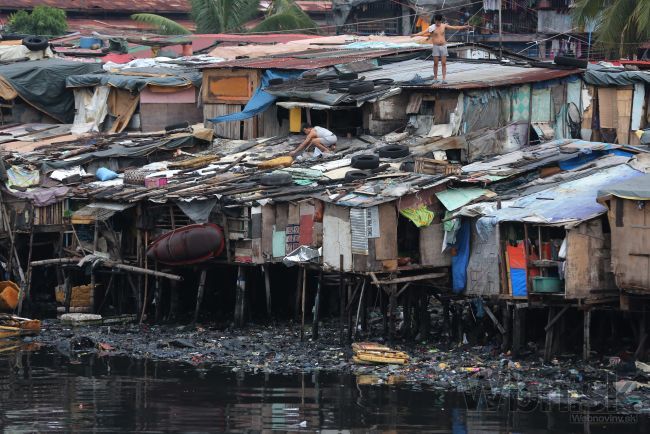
[598,173,650,293]
[581,64,650,146]
[455,140,647,301]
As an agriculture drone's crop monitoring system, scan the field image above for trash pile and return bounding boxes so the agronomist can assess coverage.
[352,342,409,365]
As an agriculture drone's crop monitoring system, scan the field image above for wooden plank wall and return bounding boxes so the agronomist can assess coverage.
[607,198,650,291]
[565,219,616,299]
[140,103,203,132]
[322,203,352,271]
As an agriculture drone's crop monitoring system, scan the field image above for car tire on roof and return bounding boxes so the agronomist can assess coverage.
[349,81,375,94]
[22,36,49,51]
[554,56,588,68]
[378,144,410,159]
[351,154,380,170]
[373,78,394,86]
[344,169,369,183]
[260,172,293,186]
[268,78,284,86]
[337,72,358,80]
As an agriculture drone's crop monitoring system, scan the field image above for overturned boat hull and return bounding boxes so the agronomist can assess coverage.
[146,223,225,266]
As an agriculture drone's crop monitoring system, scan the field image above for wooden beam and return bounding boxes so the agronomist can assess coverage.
[583,309,591,361]
[193,269,207,323]
[544,305,570,332]
[484,304,506,335]
[371,272,446,286]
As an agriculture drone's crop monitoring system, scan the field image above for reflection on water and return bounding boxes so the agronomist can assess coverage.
[0,349,647,433]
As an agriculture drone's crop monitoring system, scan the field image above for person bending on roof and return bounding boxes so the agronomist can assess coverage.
[411,14,471,84]
[289,123,337,157]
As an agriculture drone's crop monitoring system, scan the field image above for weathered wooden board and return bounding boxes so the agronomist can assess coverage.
[419,222,451,267]
[322,203,352,271]
[375,203,397,261]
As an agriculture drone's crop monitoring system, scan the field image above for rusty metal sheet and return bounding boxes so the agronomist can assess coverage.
[0,0,189,13]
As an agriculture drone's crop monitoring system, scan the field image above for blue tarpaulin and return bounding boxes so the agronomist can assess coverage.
[208,70,301,124]
[451,219,471,293]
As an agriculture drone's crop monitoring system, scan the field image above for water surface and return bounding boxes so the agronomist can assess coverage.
[0,350,647,432]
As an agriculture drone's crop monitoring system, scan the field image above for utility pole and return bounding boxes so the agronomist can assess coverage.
[498,0,503,60]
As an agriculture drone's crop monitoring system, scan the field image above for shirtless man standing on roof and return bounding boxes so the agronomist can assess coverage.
[411,14,471,83]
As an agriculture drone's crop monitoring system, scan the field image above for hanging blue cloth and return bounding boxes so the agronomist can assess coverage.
[451,218,471,294]
[207,69,302,123]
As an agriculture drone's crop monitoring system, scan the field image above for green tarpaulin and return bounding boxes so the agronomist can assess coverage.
[0,59,102,123]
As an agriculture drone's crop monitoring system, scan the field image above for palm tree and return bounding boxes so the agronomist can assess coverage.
[131,0,317,35]
[573,0,650,58]
[252,0,318,33]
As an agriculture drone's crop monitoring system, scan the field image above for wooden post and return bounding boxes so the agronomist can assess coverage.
[583,309,591,361]
[347,279,353,343]
[354,279,366,340]
[544,307,555,362]
[18,209,35,315]
[456,303,464,345]
[419,289,430,340]
[300,266,306,341]
[63,274,72,313]
[513,304,522,356]
[263,265,272,318]
[89,218,99,313]
[381,288,388,336]
[635,308,647,360]
[388,284,397,344]
[234,266,246,327]
[194,269,207,323]
[294,267,302,321]
[312,269,322,340]
[403,289,412,341]
[139,231,148,324]
[339,255,345,346]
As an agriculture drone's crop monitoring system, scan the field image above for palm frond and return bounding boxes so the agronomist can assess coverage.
[190,0,258,33]
[131,13,191,35]
[253,0,318,33]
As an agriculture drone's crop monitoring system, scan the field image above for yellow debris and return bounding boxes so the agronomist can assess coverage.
[257,156,293,169]
[352,342,409,365]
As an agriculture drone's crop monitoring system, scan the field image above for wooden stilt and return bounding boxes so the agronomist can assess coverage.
[354,279,366,340]
[235,266,246,327]
[388,284,397,344]
[361,284,368,333]
[294,267,302,321]
[300,266,306,341]
[381,288,388,336]
[419,289,430,340]
[193,269,207,323]
[635,308,647,360]
[456,304,464,345]
[63,274,72,313]
[339,255,345,346]
[544,307,555,362]
[442,299,451,343]
[403,289,412,340]
[513,304,522,356]
[18,209,35,315]
[346,279,353,343]
[154,275,161,322]
[263,265,272,318]
[312,269,322,340]
[583,309,591,361]
[88,218,99,314]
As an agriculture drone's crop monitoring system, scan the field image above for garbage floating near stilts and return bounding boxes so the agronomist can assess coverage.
[352,342,409,365]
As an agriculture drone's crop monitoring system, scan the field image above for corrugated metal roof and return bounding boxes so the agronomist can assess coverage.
[204,47,427,70]
[487,165,644,225]
[0,0,189,13]
[361,59,581,89]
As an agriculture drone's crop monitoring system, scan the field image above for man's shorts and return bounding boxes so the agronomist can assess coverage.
[431,45,448,57]
[320,135,337,146]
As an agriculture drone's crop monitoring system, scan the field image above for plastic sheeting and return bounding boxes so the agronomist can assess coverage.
[0,59,102,123]
[484,164,644,225]
[175,198,218,223]
[66,67,202,92]
[597,173,650,200]
[451,219,471,293]
[208,70,302,124]
[583,65,650,86]
[71,86,110,134]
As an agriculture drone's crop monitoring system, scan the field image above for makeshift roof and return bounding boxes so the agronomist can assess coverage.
[583,64,650,86]
[484,164,644,225]
[66,66,202,91]
[0,59,103,123]
[598,173,650,200]
[0,0,190,14]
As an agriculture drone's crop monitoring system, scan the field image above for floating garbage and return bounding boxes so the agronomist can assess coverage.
[352,342,409,365]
